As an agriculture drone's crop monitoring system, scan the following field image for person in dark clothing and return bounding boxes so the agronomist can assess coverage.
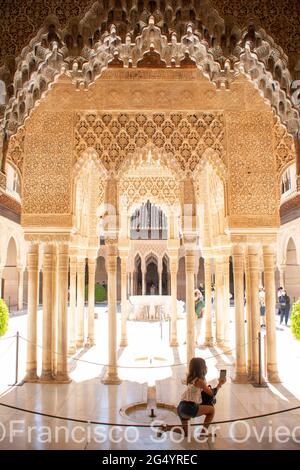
[278,290,286,323]
[280,292,290,326]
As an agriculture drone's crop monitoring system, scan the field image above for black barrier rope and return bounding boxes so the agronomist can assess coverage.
[0,401,299,428]
[0,335,18,341]
[19,334,257,369]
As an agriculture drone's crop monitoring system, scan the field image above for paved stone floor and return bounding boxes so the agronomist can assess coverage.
[0,305,300,450]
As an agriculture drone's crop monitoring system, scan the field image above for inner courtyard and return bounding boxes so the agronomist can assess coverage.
[0,0,300,452]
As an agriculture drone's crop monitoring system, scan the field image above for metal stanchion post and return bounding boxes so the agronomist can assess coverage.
[9,331,23,386]
[15,331,19,385]
[253,332,268,388]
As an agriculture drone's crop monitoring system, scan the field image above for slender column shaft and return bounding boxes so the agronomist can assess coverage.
[215,258,224,346]
[76,258,85,348]
[170,257,178,347]
[41,244,54,381]
[68,256,77,354]
[245,254,252,375]
[158,270,162,295]
[102,246,121,384]
[223,256,231,350]
[248,246,261,382]
[279,265,285,289]
[120,257,128,347]
[232,247,247,381]
[263,245,280,382]
[25,244,39,381]
[142,270,146,295]
[204,258,213,346]
[88,258,96,346]
[52,246,58,375]
[17,268,24,311]
[57,244,71,382]
[185,250,195,364]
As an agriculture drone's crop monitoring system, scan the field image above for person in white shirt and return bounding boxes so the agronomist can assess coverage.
[157,357,226,438]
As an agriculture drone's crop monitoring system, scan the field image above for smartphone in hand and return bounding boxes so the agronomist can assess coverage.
[219,369,227,381]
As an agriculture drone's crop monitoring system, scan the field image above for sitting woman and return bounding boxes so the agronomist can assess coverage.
[157,357,225,438]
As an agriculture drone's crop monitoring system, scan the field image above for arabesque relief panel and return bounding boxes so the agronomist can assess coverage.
[18,72,295,231]
[226,110,280,228]
[22,110,74,223]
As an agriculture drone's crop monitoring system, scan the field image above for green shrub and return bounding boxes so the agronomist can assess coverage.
[291,298,300,341]
[84,284,107,303]
[0,298,9,337]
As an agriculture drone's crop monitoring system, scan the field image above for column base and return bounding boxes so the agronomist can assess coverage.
[119,339,128,347]
[102,372,121,385]
[216,339,224,348]
[170,339,179,347]
[39,372,56,383]
[232,372,249,384]
[204,338,214,347]
[267,370,281,383]
[68,345,77,355]
[86,338,96,347]
[24,371,39,382]
[250,370,268,387]
[55,373,72,384]
[76,340,84,349]
[223,341,232,355]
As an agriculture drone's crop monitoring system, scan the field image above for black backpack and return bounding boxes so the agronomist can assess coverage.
[201,385,218,406]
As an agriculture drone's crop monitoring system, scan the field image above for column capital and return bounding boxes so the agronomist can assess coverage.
[232,244,245,256]
[185,250,195,272]
[262,244,276,256]
[87,257,97,266]
[77,257,86,270]
[107,253,117,272]
[169,256,178,273]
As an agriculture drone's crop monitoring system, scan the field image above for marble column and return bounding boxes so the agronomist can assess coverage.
[120,256,128,347]
[170,256,179,347]
[223,256,231,351]
[25,244,39,381]
[232,246,247,382]
[245,253,252,376]
[185,250,195,364]
[204,258,213,346]
[68,256,77,354]
[17,267,24,310]
[158,269,162,295]
[279,265,285,289]
[248,246,261,382]
[52,246,58,376]
[215,257,224,346]
[142,269,146,295]
[102,245,121,384]
[76,257,85,348]
[41,244,54,381]
[129,272,132,296]
[263,245,280,382]
[56,244,71,382]
[87,257,96,346]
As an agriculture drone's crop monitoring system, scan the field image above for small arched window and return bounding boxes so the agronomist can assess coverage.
[6,163,21,200]
[280,165,296,196]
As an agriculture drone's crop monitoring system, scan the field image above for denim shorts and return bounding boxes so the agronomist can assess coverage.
[177,400,199,420]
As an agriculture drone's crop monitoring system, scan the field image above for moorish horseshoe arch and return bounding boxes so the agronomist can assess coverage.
[11,4,297,387]
[1,3,300,183]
